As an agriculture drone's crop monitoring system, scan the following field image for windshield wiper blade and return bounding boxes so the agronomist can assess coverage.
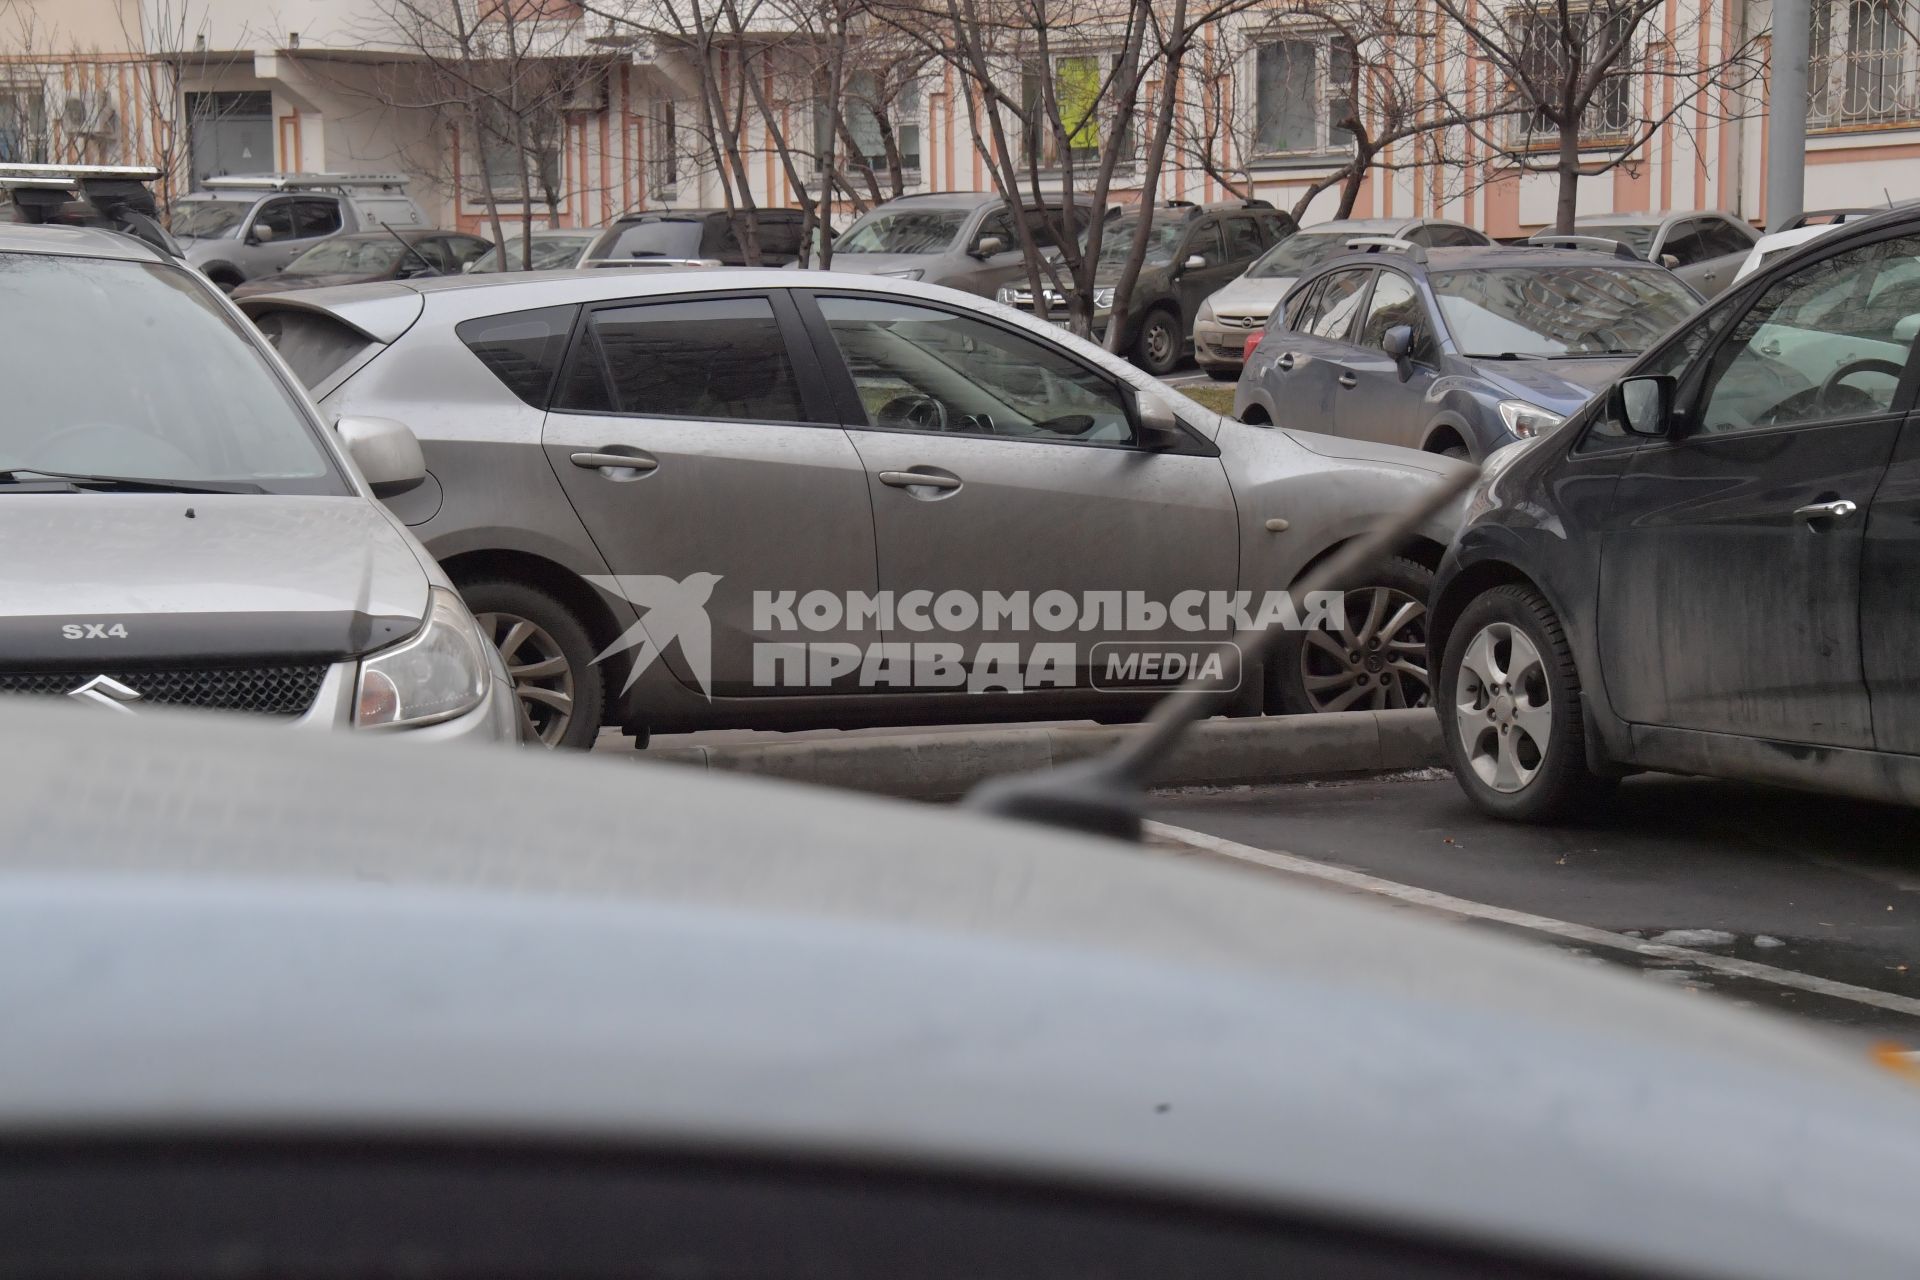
[1474,351,1552,361]
[0,468,264,494]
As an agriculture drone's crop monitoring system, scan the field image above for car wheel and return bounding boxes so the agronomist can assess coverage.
[1439,584,1615,822]
[1133,308,1182,376]
[1268,555,1433,715]
[461,578,604,751]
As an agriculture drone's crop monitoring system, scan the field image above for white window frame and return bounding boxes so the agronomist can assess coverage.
[1246,31,1356,160]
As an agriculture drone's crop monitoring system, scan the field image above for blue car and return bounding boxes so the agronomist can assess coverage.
[1234,239,1702,461]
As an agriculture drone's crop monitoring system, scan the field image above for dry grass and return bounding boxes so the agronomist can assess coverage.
[1179,384,1237,415]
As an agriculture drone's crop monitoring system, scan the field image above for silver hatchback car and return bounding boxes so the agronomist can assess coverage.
[243,271,1467,747]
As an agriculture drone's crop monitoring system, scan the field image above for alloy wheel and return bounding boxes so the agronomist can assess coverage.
[1298,587,1430,712]
[1454,621,1552,793]
[476,610,576,747]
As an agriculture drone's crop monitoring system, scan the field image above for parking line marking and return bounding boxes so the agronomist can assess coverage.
[1143,820,1920,1020]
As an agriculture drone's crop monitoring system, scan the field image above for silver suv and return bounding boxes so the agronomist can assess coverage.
[822,192,1095,295]
[171,173,428,291]
[0,169,518,742]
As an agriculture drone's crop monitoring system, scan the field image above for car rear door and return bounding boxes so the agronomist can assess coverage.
[1329,267,1440,450]
[797,289,1237,696]
[541,289,881,697]
[1260,267,1372,432]
[1596,229,1920,747]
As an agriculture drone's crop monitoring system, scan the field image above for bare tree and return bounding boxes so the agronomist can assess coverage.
[1438,0,1765,231]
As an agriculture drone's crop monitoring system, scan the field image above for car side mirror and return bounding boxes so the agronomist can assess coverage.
[249,224,276,245]
[1660,252,1680,270]
[1611,374,1673,438]
[1133,390,1188,451]
[1382,324,1415,379]
[336,414,427,497]
[1183,254,1208,272]
[973,234,1007,258]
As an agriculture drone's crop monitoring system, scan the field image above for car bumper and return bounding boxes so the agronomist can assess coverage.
[292,662,526,745]
[1193,318,1265,369]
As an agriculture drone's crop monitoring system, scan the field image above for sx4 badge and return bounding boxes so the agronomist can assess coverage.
[61,622,130,639]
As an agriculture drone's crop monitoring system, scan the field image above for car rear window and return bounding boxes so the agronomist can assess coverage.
[251,308,376,389]
[455,306,579,407]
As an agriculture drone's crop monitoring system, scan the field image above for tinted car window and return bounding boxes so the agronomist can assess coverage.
[1281,278,1322,330]
[607,221,704,260]
[1187,221,1226,267]
[975,210,1016,252]
[1356,271,1427,351]
[559,296,804,422]
[1224,217,1263,261]
[1425,225,1484,248]
[1661,222,1705,266]
[1427,266,1699,357]
[253,199,296,238]
[1696,233,1920,435]
[754,215,803,260]
[1582,300,1739,447]
[252,308,373,388]
[1699,219,1755,258]
[1304,268,1370,341]
[295,199,342,236]
[1576,223,1658,258]
[817,295,1136,445]
[445,235,492,267]
[456,305,579,408]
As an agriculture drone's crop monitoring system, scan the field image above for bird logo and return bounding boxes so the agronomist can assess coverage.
[586,572,724,699]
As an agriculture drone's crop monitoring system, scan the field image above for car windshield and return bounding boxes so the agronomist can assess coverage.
[1094,217,1185,267]
[468,234,594,272]
[836,208,969,255]
[169,199,247,239]
[284,237,408,276]
[604,221,705,259]
[1429,265,1701,358]
[1569,224,1659,258]
[1247,231,1360,279]
[0,253,342,492]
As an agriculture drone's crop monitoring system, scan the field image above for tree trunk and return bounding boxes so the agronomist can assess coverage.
[1554,124,1580,232]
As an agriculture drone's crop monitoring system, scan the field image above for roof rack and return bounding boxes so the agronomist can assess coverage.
[1344,235,1426,262]
[201,172,411,193]
[1523,233,1638,260]
[0,163,180,259]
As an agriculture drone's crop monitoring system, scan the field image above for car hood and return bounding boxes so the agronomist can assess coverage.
[823,252,947,276]
[1205,275,1293,321]
[1471,355,1634,413]
[231,271,385,299]
[0,495,428,664]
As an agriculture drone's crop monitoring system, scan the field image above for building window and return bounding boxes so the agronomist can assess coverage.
[815,72,921,175]
[1509,8,1634,143]
[468,106,561,202]
[1812,0,1919,128]
[1021,54,1135,169]
[1253,36,1354,155]
[649,99,678,195]
[0,80,49,163]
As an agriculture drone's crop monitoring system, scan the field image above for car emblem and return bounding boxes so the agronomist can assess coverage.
[68,674,143,714]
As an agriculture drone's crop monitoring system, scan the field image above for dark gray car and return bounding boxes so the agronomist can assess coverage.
[1541,210,1758,298]
[1237,242,1702,461]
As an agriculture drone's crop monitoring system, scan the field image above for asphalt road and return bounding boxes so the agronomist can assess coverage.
[1150,771,1920,1047]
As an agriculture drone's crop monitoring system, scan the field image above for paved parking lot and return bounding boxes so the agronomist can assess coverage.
[1151,772,1920,1047]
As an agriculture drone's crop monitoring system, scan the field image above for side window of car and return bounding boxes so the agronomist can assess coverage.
[1281,278,1323,331]
[815,295,1139,446]
[1355,271,1431,358]
[1582,300,1739,447]
[756,217,803,261]
[1660,221,1705,266]
[1693,233,1920,436]
[251,199,297,238]
[1224,217,1263,263]
[456,304,581,408]
[1186,221,1226,268]
[1304,268,1371,342]
[708,217,747,263]
[1700,218,1756,258]
[447,235,491,267]
[294,199,342,237]
[1426,225,1481,248]
[975,210,1017,253]
[1401,225,1435,247]
[556,296,805,422]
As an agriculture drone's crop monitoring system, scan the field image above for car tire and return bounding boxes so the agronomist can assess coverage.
[1267,555,1435,716]
[460,578,604,751]
[1133,308,1182,376]
[1438,584,1615,822]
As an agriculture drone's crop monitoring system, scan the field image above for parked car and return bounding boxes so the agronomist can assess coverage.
[1237,240,1702,462]
[242,270,1467,746]
[1430,206,1920,820]
[466,227,602,273]
[1194,217,1491,380]
[1000,201,1296,375]
[169,173,428,291]
[1533,211,1757,298]
[826,191,1096,295]
[229,229,492,299]
[587,207,807,266]
[11,695,1920,1280]
[0,167,519,742]
[1732,204,1920,284]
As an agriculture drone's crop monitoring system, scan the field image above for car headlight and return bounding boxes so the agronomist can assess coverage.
[879,268,924,281]
[1496,399,1566,439]
[1093,287,1115,310]
[1197,297,1217,323]
[355,587,492,729]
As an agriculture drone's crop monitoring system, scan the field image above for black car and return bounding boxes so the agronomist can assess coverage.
[590,208,807,266]
[1428,207,1920,820]
[1001,200,1296,375]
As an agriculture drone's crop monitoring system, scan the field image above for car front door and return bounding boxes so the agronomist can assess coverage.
[799,291,1238,698]
[1658,219,1713,291]
[1174,220,1235,327]
[541,290,881,697]
[967,209,1030,296]
[240,197,301,272]
[1597,230,1920,746]
[1689,217,1759,299]
[265,197,339,271]
[1329,268,1440,450]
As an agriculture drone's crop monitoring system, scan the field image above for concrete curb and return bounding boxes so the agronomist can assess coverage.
[642,709,1443,800]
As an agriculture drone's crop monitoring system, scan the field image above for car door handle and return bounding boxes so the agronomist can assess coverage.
[1337,371,1359,388]
[1793,499,1858,523]
[878,470,961,490]
[571,451,658,472]
[1276,352,1295,371]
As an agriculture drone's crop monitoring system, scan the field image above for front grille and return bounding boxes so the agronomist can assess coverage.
[0,663,330,716]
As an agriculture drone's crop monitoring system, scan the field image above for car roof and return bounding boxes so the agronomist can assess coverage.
[879,191,1004,209]
[4,701,1920,1280]
[0,220,168,262]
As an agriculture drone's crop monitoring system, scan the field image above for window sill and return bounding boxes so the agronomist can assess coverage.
[1808,119,1920,139]
[1247,151,1352,171]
